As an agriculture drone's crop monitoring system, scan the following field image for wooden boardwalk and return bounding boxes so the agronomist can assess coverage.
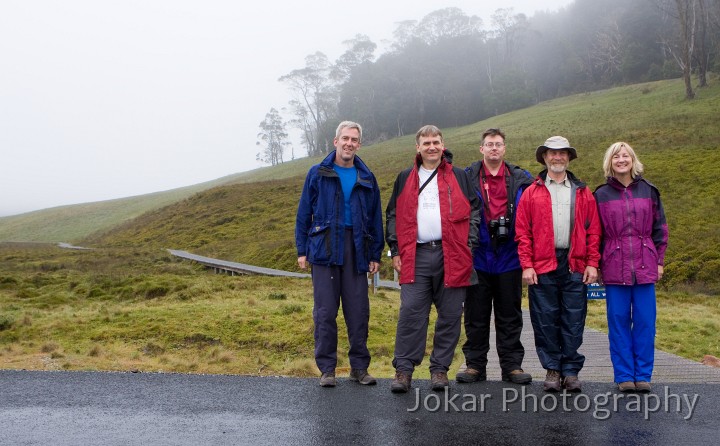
[168,249,400,290]
[467,311,720,384]
[169,249,720,384]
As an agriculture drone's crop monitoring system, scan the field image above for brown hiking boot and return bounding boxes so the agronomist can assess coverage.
[456,367,486,383]
[349,368,377,385]
[617,381,636,393]
[563,375,582,393]
[502,369,532,384]
[391,371,412,393]
[635,381,652,393]
[431,371,449,391]
[319,371,336,387]
[543,369,562,392]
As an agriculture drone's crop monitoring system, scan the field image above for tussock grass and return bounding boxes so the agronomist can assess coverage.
[0,243,481,378]
[3,244,717,377]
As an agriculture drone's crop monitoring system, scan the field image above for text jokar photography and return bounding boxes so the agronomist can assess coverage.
[407,385,699,421]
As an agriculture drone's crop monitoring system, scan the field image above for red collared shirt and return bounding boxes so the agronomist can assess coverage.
[481,162,508,221]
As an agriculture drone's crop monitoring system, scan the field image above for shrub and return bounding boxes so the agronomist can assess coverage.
[278,304,304,315]
[0,315,14,331]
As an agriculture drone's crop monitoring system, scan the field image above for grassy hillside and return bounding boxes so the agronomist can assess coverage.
[83,76,720,293]
[0,171,260,243]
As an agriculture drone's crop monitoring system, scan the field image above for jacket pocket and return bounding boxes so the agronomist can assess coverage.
[448,213,470,244]
[308,224,331,264]
[600,244,621,280]
[639,238,659,281]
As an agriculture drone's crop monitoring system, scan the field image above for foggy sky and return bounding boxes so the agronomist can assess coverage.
[0,0,573,217]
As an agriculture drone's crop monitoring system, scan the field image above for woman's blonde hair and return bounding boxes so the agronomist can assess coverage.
[602,142,644,178]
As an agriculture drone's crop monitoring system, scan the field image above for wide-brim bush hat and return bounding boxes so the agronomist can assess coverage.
[536,136,577,164]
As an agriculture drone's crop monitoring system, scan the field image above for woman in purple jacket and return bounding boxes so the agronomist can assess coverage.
[594,142,668,393]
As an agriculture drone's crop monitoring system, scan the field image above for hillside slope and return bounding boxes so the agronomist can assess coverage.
[81,77,720,292]
[0,171,264,243]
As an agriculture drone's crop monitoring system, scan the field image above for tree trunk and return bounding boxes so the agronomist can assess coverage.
[676,0,696,99]
[696,0,708,87]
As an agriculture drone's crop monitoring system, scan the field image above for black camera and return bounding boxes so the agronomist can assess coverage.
[489,216,510,243]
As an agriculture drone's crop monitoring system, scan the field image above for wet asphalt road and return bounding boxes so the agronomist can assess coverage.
[1,370,718,445]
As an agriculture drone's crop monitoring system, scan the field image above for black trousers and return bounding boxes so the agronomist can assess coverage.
[461,269,525,374]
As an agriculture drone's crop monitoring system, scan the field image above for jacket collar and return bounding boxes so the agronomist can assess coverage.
[320,150,373,179]
[536,169,586,188]
[414,148,454,170]
[468,160,532,184]
[606,175,642,190]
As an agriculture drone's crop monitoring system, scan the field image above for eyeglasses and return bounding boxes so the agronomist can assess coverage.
[483,142,505,148]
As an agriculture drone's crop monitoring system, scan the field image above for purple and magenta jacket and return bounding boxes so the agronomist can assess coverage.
[593,176,668,285]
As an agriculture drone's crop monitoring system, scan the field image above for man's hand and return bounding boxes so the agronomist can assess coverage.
[298,256,307,269]
[658,264,664,281]
[392,256,402,273]
[583,266,598,284]
[369,261,380,275]
[522,267,537,285]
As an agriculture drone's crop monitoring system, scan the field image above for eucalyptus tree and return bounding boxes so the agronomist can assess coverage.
[331,34,377,84]
[256,108,289,166]
[279,52,337,156]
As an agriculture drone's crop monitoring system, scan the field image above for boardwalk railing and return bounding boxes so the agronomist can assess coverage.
[167,249,400,291]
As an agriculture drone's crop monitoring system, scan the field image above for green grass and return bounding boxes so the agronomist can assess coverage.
[0,243,430,377]
[1,244,718,377]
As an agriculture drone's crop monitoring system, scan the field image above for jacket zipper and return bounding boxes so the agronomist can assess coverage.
[625,187,634,284]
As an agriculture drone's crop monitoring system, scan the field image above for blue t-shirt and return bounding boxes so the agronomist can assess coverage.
[333,164,357,227]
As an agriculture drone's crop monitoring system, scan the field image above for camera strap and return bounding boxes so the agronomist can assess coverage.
[418,168,438,195]
[480,163,513,221]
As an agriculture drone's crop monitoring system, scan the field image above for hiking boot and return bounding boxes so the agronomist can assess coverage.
[391,371,412,393]
[563,375,582,393]
[456,367,486,383]
[543,369,562,392]
[319,371,336,387]
[349,368,377,385]
[431,371,450,391]
[635,381,652,393]
[502,369,532,384]
[617,381,636,393]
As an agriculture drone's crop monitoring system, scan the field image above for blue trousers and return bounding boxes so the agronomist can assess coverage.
[311,229,370,373]
[393,244,466,374]
[528,250,587,376]
[605,283,656,383]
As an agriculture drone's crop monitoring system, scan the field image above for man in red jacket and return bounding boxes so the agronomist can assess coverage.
[385,125,480,393]
[515,136,601,393]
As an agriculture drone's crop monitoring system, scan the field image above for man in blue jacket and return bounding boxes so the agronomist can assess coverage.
[456,128,534,385]
[295,121,385,388]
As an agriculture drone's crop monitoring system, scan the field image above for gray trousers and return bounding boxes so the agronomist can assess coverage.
[392,244,466,374]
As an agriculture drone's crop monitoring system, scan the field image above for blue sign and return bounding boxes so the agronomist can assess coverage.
[587,282,606,299]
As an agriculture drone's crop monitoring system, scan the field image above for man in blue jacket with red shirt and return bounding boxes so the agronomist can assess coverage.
[296,121,384,388]
[515,136,601,393]
[456,128,534,385]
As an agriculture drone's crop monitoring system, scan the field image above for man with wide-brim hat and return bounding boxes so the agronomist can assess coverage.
[535,136,578,164]
[515,135,601,393]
